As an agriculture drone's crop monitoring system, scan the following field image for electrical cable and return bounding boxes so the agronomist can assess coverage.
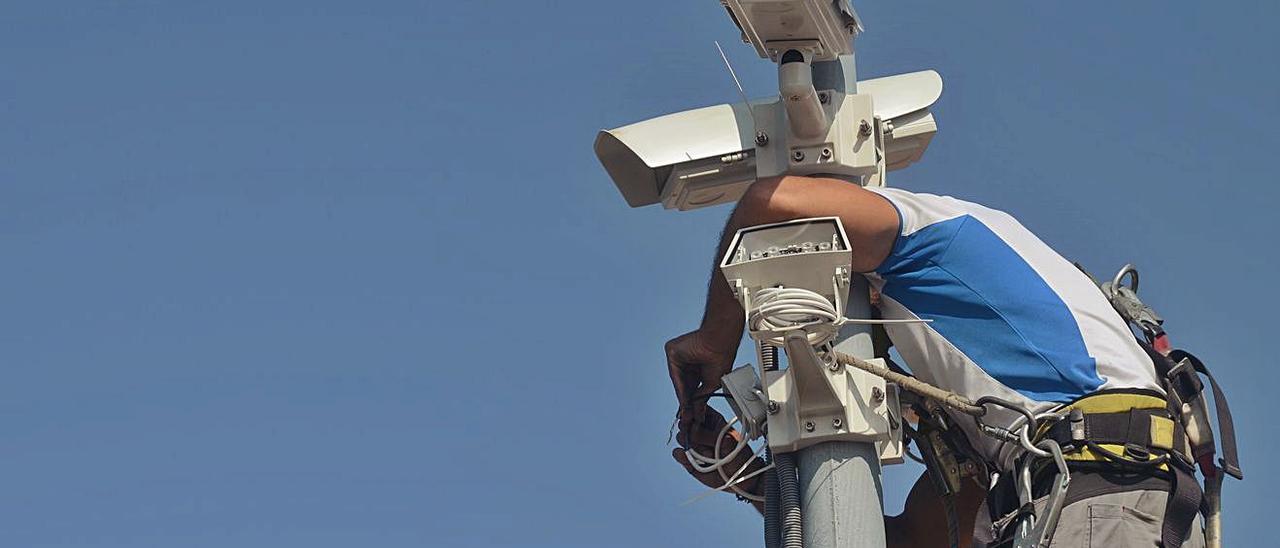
[749,286,928,348]
[774,451,803,548]
[680,461,776,506]
[716,440,767,502]
[683,415,766,502]
[944,492,960,548]
[763,448,781,548]
[685,416,751,473]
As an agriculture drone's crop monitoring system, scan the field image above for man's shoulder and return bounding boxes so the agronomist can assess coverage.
[866,187,980,235]
[870,187,1025,232]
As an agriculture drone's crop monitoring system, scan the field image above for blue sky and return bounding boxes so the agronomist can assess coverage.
[1,1,1276,547]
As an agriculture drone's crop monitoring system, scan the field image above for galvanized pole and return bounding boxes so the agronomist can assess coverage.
[796,275,886,548]
[794,54,887,548]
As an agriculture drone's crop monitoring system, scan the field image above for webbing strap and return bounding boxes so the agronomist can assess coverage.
[1042,408,1175,452]
[1168,349,1243,480]
[1164,463,1203,547]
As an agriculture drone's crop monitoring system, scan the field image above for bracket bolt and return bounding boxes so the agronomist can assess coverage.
[859,120,873,137]
[792,150,805,162]
[832,418,842,429]
[767,400,780,415]
[871,387,885,404]
[820,147,832,159]
[755,130,769,147]
[804,421,816,432]
[828,361,842,372]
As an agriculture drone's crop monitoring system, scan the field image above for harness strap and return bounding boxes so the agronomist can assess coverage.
[1042,408,1180,455]
[1034,391,1202,547]
[1165,461,1203,547]
[1168,349,1243,480]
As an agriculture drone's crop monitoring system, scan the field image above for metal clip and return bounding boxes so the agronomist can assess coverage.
[1012,440,1071,548]
[1101,264,1165,342]
[1068,408,1086,444]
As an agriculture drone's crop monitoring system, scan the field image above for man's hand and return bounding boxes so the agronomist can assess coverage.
[671,406,766,513]
[665,329,737,434]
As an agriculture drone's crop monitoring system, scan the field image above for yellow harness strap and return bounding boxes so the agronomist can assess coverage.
[1038,393,1180,469]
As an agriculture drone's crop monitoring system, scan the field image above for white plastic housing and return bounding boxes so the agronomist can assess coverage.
[720,217,852,308]
[722,0,862,62]
[594,70,942,211]
[718,217,898,453]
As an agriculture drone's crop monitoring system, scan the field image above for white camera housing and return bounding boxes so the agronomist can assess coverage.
[720,217,854,311]
[722,0,863,62]
[594,70,941,211]
[719,217,902,456]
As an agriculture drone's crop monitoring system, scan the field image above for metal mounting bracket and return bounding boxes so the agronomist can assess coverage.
[764,331,894,453]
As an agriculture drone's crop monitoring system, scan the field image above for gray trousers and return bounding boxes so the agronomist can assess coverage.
[1048,489,1204,548]
[980,489,1205,548]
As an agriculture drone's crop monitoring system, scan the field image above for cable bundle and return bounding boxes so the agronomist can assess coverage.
[748,286,845,347]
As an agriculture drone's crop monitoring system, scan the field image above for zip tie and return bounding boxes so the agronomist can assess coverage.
[681,461,776,507]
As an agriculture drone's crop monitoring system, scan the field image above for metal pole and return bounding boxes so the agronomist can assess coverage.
[812,54,857,95]
[796,274,886,548]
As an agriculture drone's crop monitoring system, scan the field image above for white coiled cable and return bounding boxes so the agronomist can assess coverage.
[749,286,928,347]
[684,415,766,502]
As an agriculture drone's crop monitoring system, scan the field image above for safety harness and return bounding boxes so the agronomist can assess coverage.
[980,265,1243,548]
[1033,390,1203,548]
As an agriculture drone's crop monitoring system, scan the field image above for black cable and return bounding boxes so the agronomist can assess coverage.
[944,492,960,548]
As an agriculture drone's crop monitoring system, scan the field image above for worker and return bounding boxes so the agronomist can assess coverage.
[665,175,1206,547]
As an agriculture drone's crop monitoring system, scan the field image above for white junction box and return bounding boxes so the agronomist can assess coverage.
[718,217,901,457]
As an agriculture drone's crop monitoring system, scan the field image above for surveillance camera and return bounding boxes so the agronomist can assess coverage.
[593,101,758,210]
[594,70,942,211]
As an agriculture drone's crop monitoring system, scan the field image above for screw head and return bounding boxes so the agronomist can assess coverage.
[755,131,769,147]
[835,267,851,287]
[818,91,830,104]
[804,421,816,432]
[859,120,873,137]
[820,147,832,159]
[832,418,843,429]
[871,387,885,403]
[791,150,805,162]
[767,400,780,415]
[827,361,841,372]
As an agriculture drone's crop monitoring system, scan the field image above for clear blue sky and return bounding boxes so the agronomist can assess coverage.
[2,2,1276,547]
